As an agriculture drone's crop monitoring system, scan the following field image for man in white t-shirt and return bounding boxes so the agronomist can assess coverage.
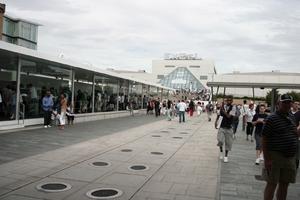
[240,100,249,131]
[177,100,187,123]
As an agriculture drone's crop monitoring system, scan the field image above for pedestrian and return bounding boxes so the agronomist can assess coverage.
[252,104,268,165]
[154,98,160,117]
[197,101,202,116]
[66,102,75,125]
[232,104,241,137]
[177,99,187,123]
[216,95,236,163]
[290,101,300,170]
[59,93,67,130]
[166,99,172,121]
[188,99,195,117]
[246,103,255,141]
[241,100,249,131]
[42,90,53,128]
[262,94,299,200]
[206,101,214,121]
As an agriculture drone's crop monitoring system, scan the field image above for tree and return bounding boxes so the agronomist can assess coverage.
[287,91,300,101]
[265,90,280,106]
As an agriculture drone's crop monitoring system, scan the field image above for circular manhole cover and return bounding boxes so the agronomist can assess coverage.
[129,165,149,171]
[180,132,189,134]
[152,135,161,137]
[121,149,133,152]
[36,182,72,193]
[86,188,123,199]
[151,152,164,155]
[160,130,169,133]
[91,161,110,167]
[173,137,183,139]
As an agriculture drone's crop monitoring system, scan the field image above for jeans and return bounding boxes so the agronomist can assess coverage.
[179,111,185,123]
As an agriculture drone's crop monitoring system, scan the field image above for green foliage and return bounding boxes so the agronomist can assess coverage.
[286,91,300,101]
[265,90,280,106]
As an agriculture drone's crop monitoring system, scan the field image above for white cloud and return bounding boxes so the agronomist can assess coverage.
[3,0,300,73]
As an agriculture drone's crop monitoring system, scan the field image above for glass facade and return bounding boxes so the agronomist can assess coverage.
[74,69,93,113]
[20,59,72,119]
[0,51,18,121]
[2,16,38,50]
[0,48,171,124]
[159,67,205,92]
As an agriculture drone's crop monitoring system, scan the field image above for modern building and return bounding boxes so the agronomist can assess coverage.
[0,41,173,129]
[152,54,217,92]
[211,71,300,98]
[1,4,39,50]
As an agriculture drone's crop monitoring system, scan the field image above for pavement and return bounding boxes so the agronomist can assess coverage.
[0,113,299,200]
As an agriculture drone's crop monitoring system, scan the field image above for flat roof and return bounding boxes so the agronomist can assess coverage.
[0,41,174,91]
[207,81,300,89]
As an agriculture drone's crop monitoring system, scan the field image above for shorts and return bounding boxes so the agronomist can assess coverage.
[263,151,297,184]
[255,133,262,150]
[217,128,234,151]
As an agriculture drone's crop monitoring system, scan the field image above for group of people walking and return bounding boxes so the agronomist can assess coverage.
[214,94,300,200]
[42,90,74,130]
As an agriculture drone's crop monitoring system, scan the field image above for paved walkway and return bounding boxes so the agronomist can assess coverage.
[0,113,299,200]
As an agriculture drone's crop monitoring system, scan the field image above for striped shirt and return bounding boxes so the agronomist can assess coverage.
[262,111,298,157]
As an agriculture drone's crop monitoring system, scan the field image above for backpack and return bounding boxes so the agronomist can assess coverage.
[209,104,214,111]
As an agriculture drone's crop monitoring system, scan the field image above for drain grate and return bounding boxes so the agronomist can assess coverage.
[36,182,71,193]
[180,132,189,134]
[152,135,161,137]
[151,152,164,155]
[129,165,149,171]
[160,130,169,133]
[121,149,133,152]
[173,137,183,139]
[86,188,123,199]
[91,161,110,167]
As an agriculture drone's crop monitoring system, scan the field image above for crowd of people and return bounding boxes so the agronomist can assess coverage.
[214,94,300,200]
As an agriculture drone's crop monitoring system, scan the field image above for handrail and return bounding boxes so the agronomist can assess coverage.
[18,103,25,125]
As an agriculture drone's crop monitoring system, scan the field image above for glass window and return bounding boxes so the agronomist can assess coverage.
[0,51,18,121]
[129,82,143,110]
[20,58,72,119]
[118,79,129,111]
[74,69,93,114]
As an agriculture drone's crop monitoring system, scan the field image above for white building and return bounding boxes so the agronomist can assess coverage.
[152,54,217,92]
[212,71,300,97]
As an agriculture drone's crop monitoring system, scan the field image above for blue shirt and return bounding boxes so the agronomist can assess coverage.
[42,96,53,111]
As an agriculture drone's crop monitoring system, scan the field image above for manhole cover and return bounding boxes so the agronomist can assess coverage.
[86,188,123,199]
[91,161,110,167]
[254,175,264,181]
[173,137,183,139]
[36,182,72,193]
[160,130,169,133]
[151,152,164,155]
[129,165,149,171]
[152,135,161,137]
[180,132,189,134]
[121,149,132,152]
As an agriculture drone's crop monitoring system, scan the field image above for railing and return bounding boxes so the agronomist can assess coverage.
[18,103,25,125]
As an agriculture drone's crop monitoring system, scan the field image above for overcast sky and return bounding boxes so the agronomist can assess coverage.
[3,0,300,73]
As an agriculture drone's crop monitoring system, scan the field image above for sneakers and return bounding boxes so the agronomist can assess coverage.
[255,158,260,165]
[44,125,48,128]
[224,157,228,163]
[259,154,264,161]
[219,155,223,160]
[47,125,52,128]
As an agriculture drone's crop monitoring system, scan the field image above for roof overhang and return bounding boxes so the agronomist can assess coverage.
[207,81,300,90]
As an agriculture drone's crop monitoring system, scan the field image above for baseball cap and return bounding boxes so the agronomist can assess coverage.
[279,94,293,102]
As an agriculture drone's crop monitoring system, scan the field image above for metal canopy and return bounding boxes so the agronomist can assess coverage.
[207,81,300,89]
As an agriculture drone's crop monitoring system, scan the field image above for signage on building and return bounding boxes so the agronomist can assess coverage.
[164,53,201,60]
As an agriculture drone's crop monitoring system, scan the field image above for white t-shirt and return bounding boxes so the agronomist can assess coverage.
[177,102,187,112]
[246,109,255,122]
